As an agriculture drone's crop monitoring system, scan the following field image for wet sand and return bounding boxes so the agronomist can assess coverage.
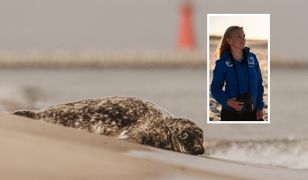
[0,112,231,180]
[2,112,308,179]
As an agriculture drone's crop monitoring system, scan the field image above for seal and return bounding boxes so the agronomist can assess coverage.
[13,96,204,155]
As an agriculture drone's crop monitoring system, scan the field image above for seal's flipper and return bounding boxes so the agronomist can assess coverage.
[13,110,39,119]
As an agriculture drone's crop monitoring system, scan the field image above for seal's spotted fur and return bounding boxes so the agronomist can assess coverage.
[14,96,204,155]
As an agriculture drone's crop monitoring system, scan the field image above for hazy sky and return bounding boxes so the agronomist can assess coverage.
[0,0,206,50]
[208,14,270,40]
[0,0,308,59]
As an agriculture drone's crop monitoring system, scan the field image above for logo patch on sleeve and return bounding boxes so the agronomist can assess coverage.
[225,60,233,67]
[248,56,255,65]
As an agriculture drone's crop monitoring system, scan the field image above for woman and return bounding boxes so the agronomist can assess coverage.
[210,26,264,121]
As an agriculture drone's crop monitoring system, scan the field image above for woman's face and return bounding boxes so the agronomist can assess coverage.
[227,29,246,50]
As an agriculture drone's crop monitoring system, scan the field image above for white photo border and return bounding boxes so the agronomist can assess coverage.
[207,13,271,124]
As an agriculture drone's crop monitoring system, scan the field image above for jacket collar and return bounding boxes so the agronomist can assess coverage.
[222,47,251,62]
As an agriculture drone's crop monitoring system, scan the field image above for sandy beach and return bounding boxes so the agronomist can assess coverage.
[0,112,221,180]
[1,112,308,179]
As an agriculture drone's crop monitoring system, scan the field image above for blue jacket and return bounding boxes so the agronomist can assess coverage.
[210,47,264,111]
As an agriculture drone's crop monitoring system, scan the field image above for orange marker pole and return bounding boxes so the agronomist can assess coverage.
[177,0,196,50]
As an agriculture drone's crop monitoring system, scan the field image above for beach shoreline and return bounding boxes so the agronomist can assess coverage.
[1,112,308,179]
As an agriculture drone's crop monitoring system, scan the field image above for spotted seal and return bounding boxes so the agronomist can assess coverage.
[13,96,204,155]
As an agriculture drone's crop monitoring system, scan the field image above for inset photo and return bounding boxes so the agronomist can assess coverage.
[207,14,270,124]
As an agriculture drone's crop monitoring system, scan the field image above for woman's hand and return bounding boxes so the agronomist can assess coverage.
[256,109,263,120]
[227,97,244,111]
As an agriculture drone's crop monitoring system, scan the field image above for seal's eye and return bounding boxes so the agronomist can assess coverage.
[180,132,188,139]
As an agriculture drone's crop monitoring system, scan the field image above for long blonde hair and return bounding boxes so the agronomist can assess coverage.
[217,26,243,59]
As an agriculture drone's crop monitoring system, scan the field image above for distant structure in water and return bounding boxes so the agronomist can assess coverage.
[177,0,196,50]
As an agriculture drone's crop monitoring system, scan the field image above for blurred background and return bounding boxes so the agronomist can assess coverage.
[1,0,308,169]
[0,0,206,119]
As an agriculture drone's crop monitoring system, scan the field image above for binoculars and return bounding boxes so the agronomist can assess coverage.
[236,93,254,112]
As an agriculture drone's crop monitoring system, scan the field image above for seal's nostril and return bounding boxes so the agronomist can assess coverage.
[199,147,205,154]
[193,145,204,155]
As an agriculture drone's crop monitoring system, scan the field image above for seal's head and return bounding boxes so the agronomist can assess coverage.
[167,118,204,155]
